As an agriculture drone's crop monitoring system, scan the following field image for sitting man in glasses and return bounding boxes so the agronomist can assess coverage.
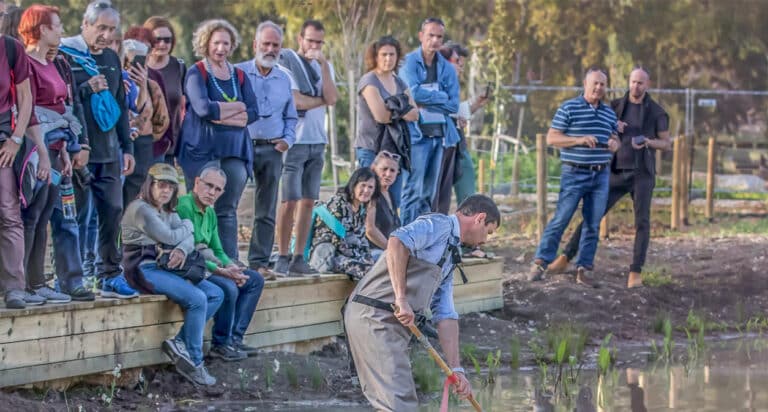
[176,165,265,360]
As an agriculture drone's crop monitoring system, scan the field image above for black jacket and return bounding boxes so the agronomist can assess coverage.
[377,94,413,172]
[611,92,669,175]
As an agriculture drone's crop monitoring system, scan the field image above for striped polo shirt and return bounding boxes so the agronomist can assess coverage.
[550,96,618,165]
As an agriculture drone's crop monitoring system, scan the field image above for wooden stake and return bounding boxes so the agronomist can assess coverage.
[671,136,681,230]
[478,158,486,194]
[681,135,691,225]
[536,134,547,241]
[705,137,716,221]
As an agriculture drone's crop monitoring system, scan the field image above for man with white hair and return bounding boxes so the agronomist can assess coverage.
[59,1,136,298]
[236,21,297,280]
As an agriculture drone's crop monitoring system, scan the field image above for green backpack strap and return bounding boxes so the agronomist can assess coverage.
[303,204,347,260]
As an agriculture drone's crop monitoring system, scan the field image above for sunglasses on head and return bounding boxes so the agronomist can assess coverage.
[380,151,401,161]
[154,36,172,44]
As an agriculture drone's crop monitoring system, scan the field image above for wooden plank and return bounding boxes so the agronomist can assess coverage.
[453,280,502,302]
[1,300,346,369]
[453,259,503,285]
[242,321,343,349]
[0,295,167,318]
[455,297,504,314]
[257,279,354,310]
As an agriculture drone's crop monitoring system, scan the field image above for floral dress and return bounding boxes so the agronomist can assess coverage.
[310,193,374,280]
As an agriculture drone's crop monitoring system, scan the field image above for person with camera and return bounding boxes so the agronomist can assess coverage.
[176,165,265,361]
[121,163,224,386]
[547,67,671,288]
[528,67,620,287]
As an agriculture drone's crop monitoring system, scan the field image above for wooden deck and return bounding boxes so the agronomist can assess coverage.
[0,257,504,388]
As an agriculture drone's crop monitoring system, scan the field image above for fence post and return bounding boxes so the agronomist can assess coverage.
[671,135,681,230]
[478,158,486,194]
[705,136,716,221]
[347,68,356,166]
[681,135,691,225]
[536,133,547,241]
[327,105,340,188]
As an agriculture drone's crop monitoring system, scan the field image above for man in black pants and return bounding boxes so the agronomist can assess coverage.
[61,1,135,298]
[547,67,671,288]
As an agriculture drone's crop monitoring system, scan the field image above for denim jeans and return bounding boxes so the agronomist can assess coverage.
[535,165,609,269]
[356,147,403,209]
[213,157,249,261]
[139,263,224,365]
[49,151,87,293]
[453,148,476,206]
[396,137,443,225]
[562,169,655,273]
[74,178,98,278]
[207,269,265,346]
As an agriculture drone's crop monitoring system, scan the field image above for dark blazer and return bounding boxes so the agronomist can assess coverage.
[611,92,669,175]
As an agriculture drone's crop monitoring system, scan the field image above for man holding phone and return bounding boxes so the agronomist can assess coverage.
[547,67,671,288]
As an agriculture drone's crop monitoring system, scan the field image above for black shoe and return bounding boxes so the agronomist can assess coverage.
[288,255,318,277]
[4,290,26,309]
[209,345,247,361]
[69,286,96,301]
[233,341,259,356]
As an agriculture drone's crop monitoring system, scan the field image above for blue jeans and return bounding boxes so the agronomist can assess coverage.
[356,147,403,209]
[399,137,443,225]
[51,192,87,293]
[535,165,609,269]
[213,158,249,260]
[140,263,224,365]
[75,184,98,278]
[208,269,265,347]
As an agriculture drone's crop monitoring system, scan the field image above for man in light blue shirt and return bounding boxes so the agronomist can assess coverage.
[344,194,499,411]
[399,17,460,226]
[236,21,298,279]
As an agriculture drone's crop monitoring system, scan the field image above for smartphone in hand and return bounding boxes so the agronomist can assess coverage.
[632,135,646,146]
[131,54,146,68]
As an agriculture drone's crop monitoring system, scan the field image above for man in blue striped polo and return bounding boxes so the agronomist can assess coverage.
[528,67,620,287]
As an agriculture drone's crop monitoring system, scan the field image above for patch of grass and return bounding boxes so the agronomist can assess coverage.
[285,363,299,389]
[717,218,768,236]
[308,360,326,391]
[642,265,675,287]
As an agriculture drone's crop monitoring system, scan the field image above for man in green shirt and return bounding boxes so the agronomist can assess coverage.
[176,166,265,360]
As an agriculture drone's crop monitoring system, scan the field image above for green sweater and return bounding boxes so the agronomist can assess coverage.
[176,194,232,272]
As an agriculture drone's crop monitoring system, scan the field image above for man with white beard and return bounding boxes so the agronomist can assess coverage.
[236,21,298,280]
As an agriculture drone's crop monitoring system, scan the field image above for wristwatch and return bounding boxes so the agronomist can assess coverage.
[452,367,466,375]
[11,136,23,145]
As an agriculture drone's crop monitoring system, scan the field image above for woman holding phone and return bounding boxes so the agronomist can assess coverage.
[121,26,169,206]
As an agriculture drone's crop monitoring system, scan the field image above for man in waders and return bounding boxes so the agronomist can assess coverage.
[344,194,500,411]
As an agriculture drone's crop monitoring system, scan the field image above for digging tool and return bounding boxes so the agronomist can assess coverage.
[395,305,483,412]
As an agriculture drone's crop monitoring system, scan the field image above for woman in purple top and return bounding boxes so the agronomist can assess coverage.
[178,19,260,261]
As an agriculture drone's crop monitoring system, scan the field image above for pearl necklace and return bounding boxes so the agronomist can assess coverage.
[205,59,238,102]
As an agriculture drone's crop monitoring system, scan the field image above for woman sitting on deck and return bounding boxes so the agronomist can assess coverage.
[308,168,380,281]
[121,163,223,386]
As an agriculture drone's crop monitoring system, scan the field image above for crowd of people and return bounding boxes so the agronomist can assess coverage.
[0,0,671,406]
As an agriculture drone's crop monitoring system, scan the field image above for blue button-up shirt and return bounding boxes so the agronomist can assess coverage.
[236,59,298,147]
[399,47,460,147]
[391,213,461,323]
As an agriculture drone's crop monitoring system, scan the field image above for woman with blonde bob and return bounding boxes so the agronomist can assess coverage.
[178,19,261,262]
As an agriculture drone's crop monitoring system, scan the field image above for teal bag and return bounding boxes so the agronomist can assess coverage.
[291,204,349,260]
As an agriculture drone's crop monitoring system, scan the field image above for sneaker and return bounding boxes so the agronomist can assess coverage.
[527,260,546,282]
[33,286,71,304]
[23,291,47,306]
[288,255,318,277]
[575,266,598,288]
[69,286,96,301]
[233,341,259,356]
[176,360,217,386]
[209,345,247,361]
[101,275,139,299]
[162,338,191,364]
[254,266,277,281]
[273,255,290,276]
[4,290,26,309]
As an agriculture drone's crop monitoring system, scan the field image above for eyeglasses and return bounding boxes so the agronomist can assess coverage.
[154,36,172,44]
[153,180,177,190]
[380,151,401,161]
[200,179,224,194]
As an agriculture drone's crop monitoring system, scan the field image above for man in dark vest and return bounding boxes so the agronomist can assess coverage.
[548,67,671,288]
[344,194,499,411]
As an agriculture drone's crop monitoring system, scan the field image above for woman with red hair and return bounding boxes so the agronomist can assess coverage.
[19,4,95,302]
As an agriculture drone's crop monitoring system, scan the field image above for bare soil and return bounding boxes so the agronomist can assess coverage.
[3,213,768,411]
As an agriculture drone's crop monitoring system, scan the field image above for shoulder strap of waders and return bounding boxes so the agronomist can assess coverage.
[437,243,468,284]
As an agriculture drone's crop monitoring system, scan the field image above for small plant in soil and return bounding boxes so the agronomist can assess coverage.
[461,344,482,376]
[100,363,122,406]
[485,349,502,384]
[285,363,299,389]
[642,265,675,287]
[237,367,250,392]
[308,360,326,391]
[598,334,614,377]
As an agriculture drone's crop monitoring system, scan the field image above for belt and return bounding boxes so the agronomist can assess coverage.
[352,294,394,312]
[563,161,609,171]
[252,138,281,145]
[350,294,436,337]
